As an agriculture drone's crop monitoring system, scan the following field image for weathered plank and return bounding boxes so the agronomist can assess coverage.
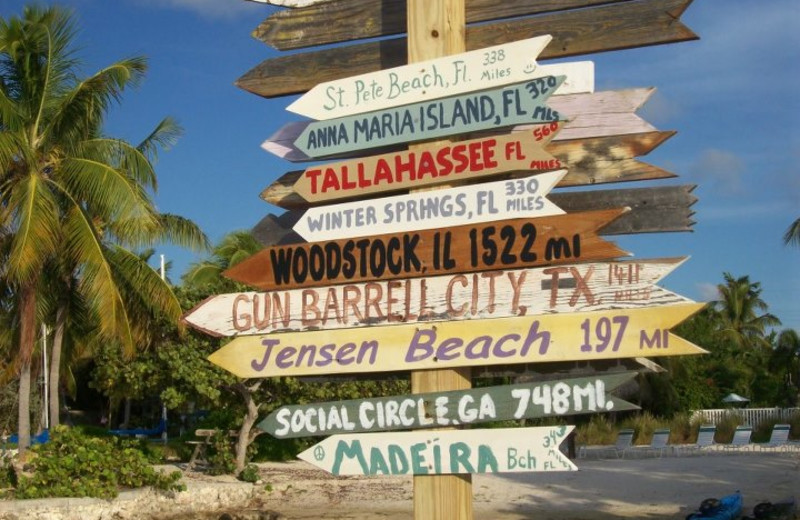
[254,0,633,50]
[292,170,566,242]
[285,36,593,120]
[225,208,629,291]
[184,257,689,337]
[549,185,697,235]
[207,303,707,378]
[293,76,564,158]
[251,185,697,247]
[261,88,656,162]
[246,0,334,7]
[297,426,577,475]
[237,0,697,99]
[261,130,674,209]
[259,373,637,438]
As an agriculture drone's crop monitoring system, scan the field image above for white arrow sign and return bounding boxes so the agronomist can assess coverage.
[293,170,566,242]
[286,35,594,120]
[297,426,577,476]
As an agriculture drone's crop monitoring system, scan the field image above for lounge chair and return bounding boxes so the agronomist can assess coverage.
[723,425,753,453]
[756,424,792,452]
[676,424,716,456]
[623,428,671,458]
[580,429,635,459]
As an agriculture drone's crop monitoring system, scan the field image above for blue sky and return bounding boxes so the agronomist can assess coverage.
[2,0,798,332]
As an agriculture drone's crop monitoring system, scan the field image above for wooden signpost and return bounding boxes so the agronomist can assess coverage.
[258,373,637,438]
[237,0,697,98]
[224,208,628,291]
[219,0,703,517]
[293,75,565,158]
[296,426,578,476]
[262,87,657,162]
[207,302,707,378]
[293,170,566,242]
[186,257,689,337]
[286,36,593,120]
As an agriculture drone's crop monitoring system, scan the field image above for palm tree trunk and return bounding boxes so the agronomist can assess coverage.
[49,306,66,428]
[16,282,38,453]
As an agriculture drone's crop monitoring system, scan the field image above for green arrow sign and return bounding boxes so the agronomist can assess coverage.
[294,75,565,158]
[258,372,637,439]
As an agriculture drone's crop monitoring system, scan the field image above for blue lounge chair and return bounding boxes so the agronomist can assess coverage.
[109,418,167,438]
[8,429,49,445]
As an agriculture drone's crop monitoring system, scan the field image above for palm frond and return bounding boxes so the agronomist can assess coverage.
[137,116,183,164]
[157,213,210,252]
[81,137,158,192]
[784,217,800,247]
[5,173,59,283]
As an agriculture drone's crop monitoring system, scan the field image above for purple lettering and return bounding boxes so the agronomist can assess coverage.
[435,337,463,361]
[275,346,298,369]
[406,329,436,362]
[251,339,280,371]
[464,335,492,359]
[519,320,551,356]
[492,333,520,358]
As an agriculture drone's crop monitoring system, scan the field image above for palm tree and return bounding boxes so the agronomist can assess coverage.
[0,6,207,450]
[784,217,800,247]
[713,273,781,352]
[183,230,263,291]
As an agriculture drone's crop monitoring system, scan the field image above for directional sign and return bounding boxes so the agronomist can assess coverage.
[259,373,637,438]
[261,128,674,209]
[224,208,628,292]
[294,75,565,158]
[286,36,593,120]
[246,0,332,7]
[293,170,566,242]
[251,184,696,247]
[291,124,561,204]
[296,426,577,476]
[262,87,656,162]
[186,257,689,337]
[238,0,697,98]
[207,302,707,379]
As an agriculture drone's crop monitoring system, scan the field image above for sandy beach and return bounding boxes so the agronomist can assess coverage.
[3,449,798,519]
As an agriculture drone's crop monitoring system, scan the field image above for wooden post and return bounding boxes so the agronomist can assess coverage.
[407,1,472,519]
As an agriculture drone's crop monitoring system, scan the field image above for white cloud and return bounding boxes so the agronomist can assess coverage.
[695,282,719,302]
[689,149,746,194]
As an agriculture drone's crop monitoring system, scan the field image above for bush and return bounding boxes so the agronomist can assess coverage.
[713,412,742,444]
[205,430,236,476]
[238,463,260,483]
[13,425,184,499]
[575,414,617,445]
[620,411,662,445]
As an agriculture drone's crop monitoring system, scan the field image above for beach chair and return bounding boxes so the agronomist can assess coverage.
[676,424,716,456]
[723,425,753,453]
[756,424,791,452]
[622,428,671,458]
[595,429,635,459]
[109,418,167,440]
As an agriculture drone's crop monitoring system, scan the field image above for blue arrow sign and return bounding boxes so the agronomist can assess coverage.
[294,75,565,158]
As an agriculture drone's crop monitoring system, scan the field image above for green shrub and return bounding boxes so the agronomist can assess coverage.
[713,412,742,443]
[668,412,694,444]
[620,411,662,445]
[13,425,184,499]
[205,430,236,476]
[575,414,617,445]
[238,463,260,483]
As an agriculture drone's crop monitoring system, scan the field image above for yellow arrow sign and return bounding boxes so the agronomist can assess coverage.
[209,303,706,378]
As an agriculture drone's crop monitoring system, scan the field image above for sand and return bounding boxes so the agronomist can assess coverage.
[247,449,800,519]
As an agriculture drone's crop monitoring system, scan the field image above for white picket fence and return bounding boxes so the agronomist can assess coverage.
[691,407,800,427]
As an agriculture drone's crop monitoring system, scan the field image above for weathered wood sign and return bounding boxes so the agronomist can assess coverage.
[297,426,577,476]
[254,0,634,50]
[294,76,565,158]
[259,373,637,438]
[293,170,566,242]
[186,257,689,337]
[207,302,707,378]
[224,208,628,291]
[262,88,657,162]
[287,124,561,205]
[250,185,696,248]
[261,128,675,209]
[237,0,696,99]
[246,0,332,7]
[286,35,592,120]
